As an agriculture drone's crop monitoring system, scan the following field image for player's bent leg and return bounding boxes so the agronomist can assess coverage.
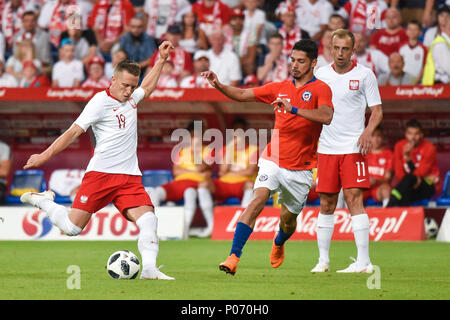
[340,188,372,272]
[126,206,174,280]
[271,205,297,268]
[219,187,270,276]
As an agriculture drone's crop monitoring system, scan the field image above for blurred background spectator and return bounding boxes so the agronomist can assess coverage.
[278,4,309,58]
[192,0,232,39]
[243,0,267,46]
[337,0,387,36]
[378,52,416,85]
[0,140,12,204]
[179,49,212,88]
[295,0,333,41]
[390,0,436,28]
[51,37,84,87]
[179,7,208,53]
[19,59,51,87]
[399,20,427,84]
[370,8,408,57]
[154,60,179,87]
[316,29,333,70]
[257,32,289,84]
[423,4,449,47]
[105,47,127,79]
[5,38,41,82]
[0,32,5,63]
[82,55,110,88]
[0,58,18,87]
[1,0,36,53]
[353,32,389,77]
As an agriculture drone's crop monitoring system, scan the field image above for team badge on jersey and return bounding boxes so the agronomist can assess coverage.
[302,91,312,102]
[259,174,268,181]
[349,80,359,90]
[128,97,137,109]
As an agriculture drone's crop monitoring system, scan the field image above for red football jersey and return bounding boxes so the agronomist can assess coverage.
[393,139,440,180]
[366,148,393,180]
[252,78,333,170]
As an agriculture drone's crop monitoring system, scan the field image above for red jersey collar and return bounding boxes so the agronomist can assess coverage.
[105,88,121,102]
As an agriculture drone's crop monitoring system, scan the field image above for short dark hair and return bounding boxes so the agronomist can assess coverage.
[292,39,318,60]
[407,20,422,30]
[22,10,36,19]
[269,33,284,42]
[114,60,141,77]
[406,119,423,131]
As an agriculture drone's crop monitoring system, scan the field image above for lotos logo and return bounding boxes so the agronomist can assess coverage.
[22,211,53,238]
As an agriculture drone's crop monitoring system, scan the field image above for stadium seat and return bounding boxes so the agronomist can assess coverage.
[411,199,430,207]
[5,170,47,204]
[223,197,241,205]
[307,198,321,206]
[142,170,174,188]
[365,198,382,207]
[436,171,450,206]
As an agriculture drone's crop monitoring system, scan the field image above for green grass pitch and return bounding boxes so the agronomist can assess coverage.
[1,239,449,300]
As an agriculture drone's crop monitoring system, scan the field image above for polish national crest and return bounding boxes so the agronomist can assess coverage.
[349,80,359,90]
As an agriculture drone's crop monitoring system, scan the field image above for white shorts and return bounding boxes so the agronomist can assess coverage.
[254,158,313,214]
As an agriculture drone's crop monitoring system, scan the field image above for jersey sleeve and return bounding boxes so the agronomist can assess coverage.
[132,87,146,104]
[317,82,333,109]
[414,142,437,177]
[363,70,382,107]
[252,82,279,105]
[74,94,105,132]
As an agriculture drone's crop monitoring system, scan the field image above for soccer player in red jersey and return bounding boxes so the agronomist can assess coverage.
[364,126,393,207]
[313,29,383,273]
[387,119,440,206]
[20,41,176,280]
[202,39,334,275]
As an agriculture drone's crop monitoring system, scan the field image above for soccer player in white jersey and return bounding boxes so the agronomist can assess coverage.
[20,41,176,280]
[313,29,383,273]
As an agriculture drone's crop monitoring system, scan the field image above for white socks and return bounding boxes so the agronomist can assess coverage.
[35,197,82,236]
[241,189,253,207]
[351,213,371,266]
[316,213,335,265]
[146,186,166,207]
[183,187,197,231]
[197,187,214,230]
[136,212,159,271]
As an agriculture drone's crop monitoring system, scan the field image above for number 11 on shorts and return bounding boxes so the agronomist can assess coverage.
[356,161,366,177]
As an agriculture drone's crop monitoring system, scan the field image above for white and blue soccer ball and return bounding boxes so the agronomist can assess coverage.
[107,250,140,279]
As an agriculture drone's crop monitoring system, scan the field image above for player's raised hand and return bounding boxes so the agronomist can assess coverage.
[200,71,219,88]
[272,98,292,113]
[23,153,48,170]
[357,130,372,155]
[159,41,174,61]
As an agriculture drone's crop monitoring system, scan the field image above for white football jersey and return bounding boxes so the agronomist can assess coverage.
[315,63,382,154]
[74,87,146,175]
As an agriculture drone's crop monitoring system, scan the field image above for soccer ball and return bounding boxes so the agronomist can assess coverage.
[106,250,140,279]
[424,217,439,239]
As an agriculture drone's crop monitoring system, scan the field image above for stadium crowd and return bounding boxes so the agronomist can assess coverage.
[0,0,449,88]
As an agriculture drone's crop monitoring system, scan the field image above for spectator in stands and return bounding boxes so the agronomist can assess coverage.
[154,60,178,87]
[88,0,135,59]
[197,117,259,238]
[81,55,110,88]
[119,17,156,73]
[390,0,435,28]
[0,140,12,204]
[179,8,209,53]
[337,0,388,36]
[59,14,98,67]
[0,32,5,62]
[5,38,41,81]
[19,59,51,87]
[399,20,427,84]
[38,0,84,49]
[378,52,416,85]
[222,0,242,10]
[206,28,242,86]
[192,0,232,38]
[143,0,191,41]
[278,4,309,58]
[315,29,333,70]
[148,23,193,81]
[0,59,18,87]
[257,33,289,84]
[353,32,389,77]
[180,49,212,88]
[1,0,34,51]
[105,47,127,79]
[224,8,257,77]
[387,119,440,207]
[295,0,333,41]
[424,4,449,48]
[243,0,267,46]
[146,120,214,237]
[328,13,346,31]
[13,11,52,68]
[370,8,408,58]
[51,38,84,87]
[422,10,450,85]
[365,126,393,207]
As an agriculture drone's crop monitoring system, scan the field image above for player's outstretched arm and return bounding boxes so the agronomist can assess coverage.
[140,41,175,99]
[201,71,255,102]
[23,124,84,169]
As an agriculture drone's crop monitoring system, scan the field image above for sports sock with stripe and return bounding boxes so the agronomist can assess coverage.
[230,222,253,258]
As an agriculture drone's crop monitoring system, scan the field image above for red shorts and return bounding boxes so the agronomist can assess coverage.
[316,153,370,194]
[72,171,152,218]
[213,179,246,202]
[161,179,199,202]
